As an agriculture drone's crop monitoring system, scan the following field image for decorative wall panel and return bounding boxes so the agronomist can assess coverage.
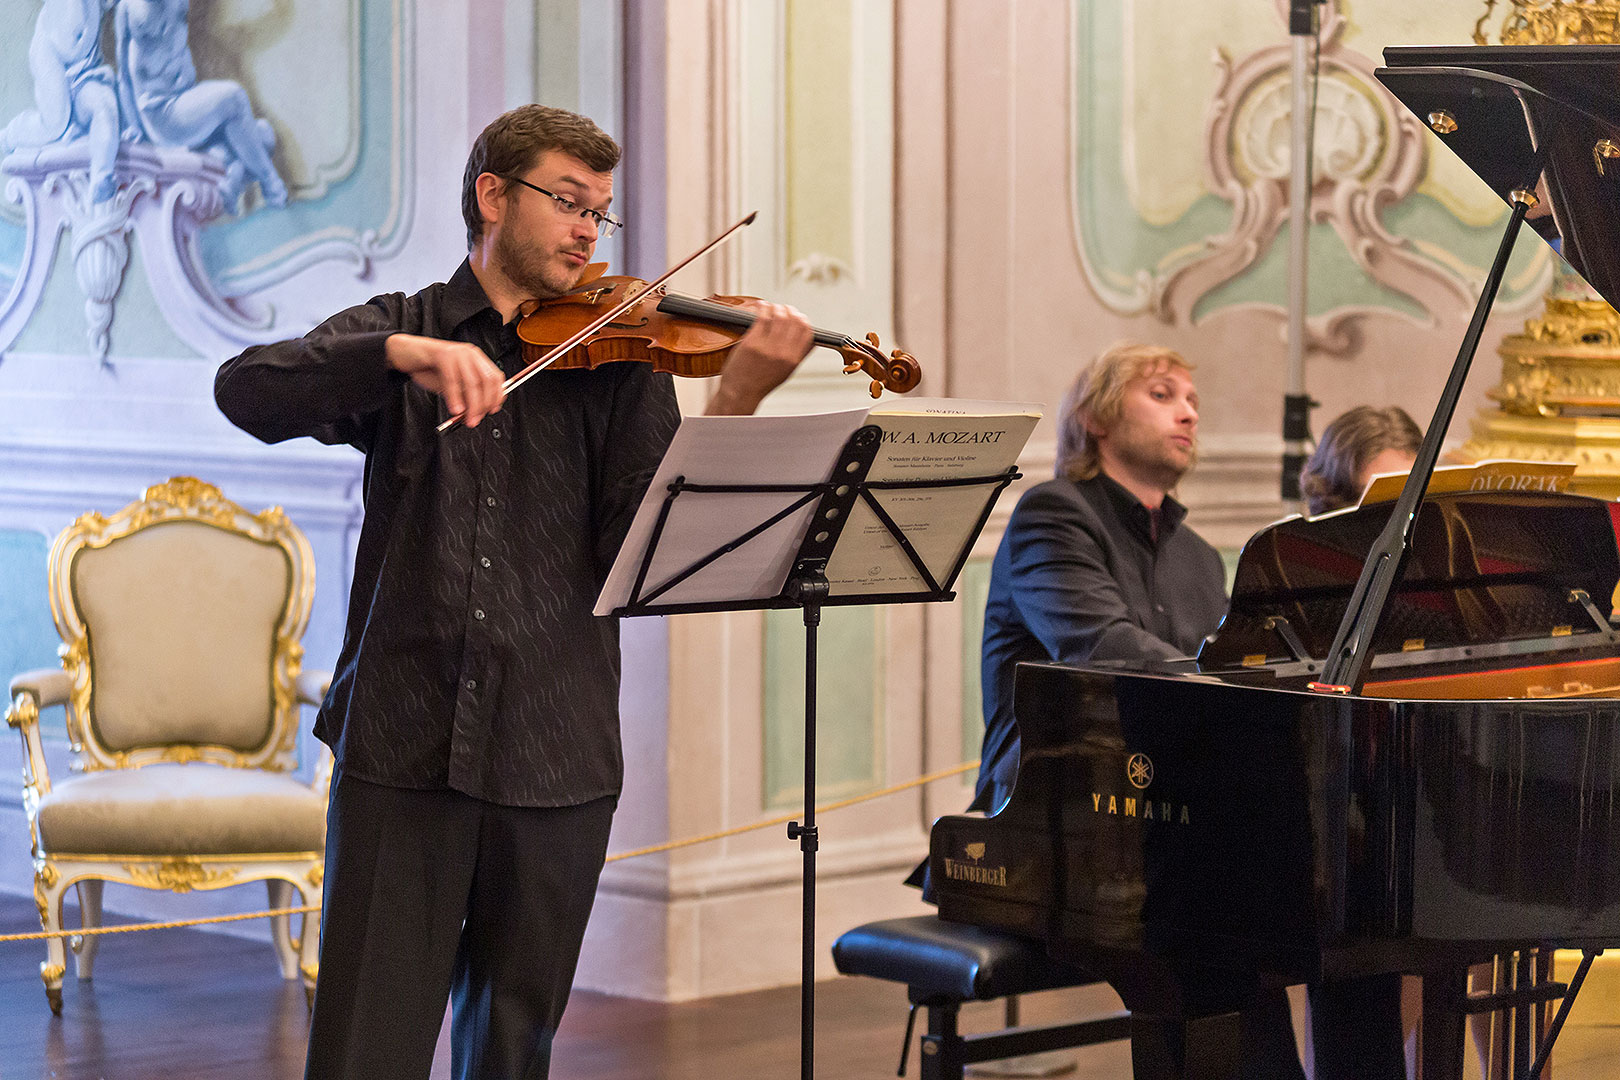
[1072,0,1549,349]
[0,0,414,360]
[762,605,882,809]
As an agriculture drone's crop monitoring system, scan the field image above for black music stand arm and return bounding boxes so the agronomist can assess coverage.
[1315,185,1538,694]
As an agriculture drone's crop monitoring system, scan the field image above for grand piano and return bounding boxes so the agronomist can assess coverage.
[930,44,1620,1080]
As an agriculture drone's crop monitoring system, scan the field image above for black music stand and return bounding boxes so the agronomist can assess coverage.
[605,422,1020,1080]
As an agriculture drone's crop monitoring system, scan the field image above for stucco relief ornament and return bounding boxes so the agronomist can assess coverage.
[0,0,285,363]
[1149,0,1476,351]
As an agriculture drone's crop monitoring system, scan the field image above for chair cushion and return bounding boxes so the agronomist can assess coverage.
[831,915,1099,1003]
[36,764,326,856]
[73,522,290,753]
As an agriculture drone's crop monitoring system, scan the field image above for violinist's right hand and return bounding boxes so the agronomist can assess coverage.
[387,333,507,428]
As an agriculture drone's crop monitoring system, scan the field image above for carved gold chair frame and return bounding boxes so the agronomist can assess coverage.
[5,477,331,1012]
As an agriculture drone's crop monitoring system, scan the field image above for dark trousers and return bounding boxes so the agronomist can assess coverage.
[1308,973,1407,1080]
[1169,976,1403,1080]
[304,770,617,1080]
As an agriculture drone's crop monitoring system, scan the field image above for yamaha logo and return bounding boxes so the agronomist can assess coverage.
[1091,753,1189,825]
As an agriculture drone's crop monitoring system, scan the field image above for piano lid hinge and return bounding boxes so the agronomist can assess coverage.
[1568,589,1617,639]
[1263,615,1312,663]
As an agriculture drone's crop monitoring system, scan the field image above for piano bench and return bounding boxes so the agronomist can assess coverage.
[831,915,1130,1079]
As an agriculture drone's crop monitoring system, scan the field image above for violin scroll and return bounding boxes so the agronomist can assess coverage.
[840,332,922,398]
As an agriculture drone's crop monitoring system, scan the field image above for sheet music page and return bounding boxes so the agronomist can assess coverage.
[824,399,1041,596]
[595,409,871,614]
[1355,458,1576,507]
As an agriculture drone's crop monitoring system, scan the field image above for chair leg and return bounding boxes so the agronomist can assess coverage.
[266,879,298,979]
[36,866,67,1015]
[294,876,320,1008]
[72,879,103,979]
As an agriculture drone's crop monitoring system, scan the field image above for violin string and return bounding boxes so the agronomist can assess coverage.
[437,210,758,434]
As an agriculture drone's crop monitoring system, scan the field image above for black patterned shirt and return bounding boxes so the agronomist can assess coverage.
[214,260,681,807]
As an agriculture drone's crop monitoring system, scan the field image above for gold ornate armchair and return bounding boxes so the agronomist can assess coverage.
[4,477,332,1013]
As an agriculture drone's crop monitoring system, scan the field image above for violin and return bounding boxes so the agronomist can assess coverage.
[438,211,921,433]
[514,263,922,398]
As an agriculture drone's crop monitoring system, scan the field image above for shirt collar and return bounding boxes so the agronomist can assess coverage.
[442,259,500,333]
[1094,471,1188,543]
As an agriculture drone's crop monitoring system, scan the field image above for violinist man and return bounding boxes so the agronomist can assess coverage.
[214,105,814,1080]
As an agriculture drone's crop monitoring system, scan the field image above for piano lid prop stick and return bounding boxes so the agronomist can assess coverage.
[1312,183,1540,696]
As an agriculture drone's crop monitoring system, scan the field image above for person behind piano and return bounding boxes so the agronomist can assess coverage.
[973,341,1223,817]
[970,344,1409,1080]
[1300,405,1422,517]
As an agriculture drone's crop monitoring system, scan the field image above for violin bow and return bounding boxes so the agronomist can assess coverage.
[437,211,758,434]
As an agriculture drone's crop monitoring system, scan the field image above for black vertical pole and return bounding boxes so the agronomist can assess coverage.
[802,602,819,1079]
[787,572,827,1080]
[1281,0,1324,505]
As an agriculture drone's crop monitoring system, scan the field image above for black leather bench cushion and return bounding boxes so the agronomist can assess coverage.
[831,915,1100,1004]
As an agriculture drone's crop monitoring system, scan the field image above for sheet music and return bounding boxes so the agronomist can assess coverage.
[596,399,1040,615]
[594,409,872,614]
[824,400,1040,596]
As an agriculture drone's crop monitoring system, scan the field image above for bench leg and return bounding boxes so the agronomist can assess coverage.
[921,1001,965,1080]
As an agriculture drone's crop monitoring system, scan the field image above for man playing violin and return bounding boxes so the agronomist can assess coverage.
[215,105,814,1080]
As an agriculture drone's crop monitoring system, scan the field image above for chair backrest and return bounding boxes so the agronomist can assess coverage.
[48,477,314,772]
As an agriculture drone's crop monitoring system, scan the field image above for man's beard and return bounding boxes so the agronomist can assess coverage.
[494,228,586,299]
[1112,429,1195,490]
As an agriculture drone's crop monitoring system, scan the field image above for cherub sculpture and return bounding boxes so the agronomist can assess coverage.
[115,0,287,210]
[0,0,121,204]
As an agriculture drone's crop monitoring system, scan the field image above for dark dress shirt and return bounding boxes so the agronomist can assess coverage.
[975,472,1227,811]
[214,260,681,808]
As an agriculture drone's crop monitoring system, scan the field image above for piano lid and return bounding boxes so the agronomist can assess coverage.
[1197,489,1620,669]
[1378,44,1620,306]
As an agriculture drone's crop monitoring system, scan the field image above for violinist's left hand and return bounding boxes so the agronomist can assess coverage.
[704,303,814,415]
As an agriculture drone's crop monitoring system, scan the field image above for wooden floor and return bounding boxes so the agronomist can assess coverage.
[1,892,1616,1079]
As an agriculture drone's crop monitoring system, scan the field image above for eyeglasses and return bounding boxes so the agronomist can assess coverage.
[501,176,625,238]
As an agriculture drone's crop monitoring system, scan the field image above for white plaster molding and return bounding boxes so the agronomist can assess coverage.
[282,0,366,203]
[0,143,282,360]
[214,0,417,298]
[0,0,417,353]
[0,175,58,358]
[0,431,362,533]
[731,0,899,413]
[786,251,851,284]
[1159,6,1472,345]
[1071,0,1529,348]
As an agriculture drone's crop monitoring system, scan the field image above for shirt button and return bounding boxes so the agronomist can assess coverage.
[473,609,486,621]
[465,679,477,692]
[1155,604,1165,613]
[492,428,502,438]
[486,496,497,507]
[480,556,492,569]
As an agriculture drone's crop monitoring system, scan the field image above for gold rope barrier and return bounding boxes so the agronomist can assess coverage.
[603,759,977,863]
[0,905,321,943]
[0,759,978,944]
